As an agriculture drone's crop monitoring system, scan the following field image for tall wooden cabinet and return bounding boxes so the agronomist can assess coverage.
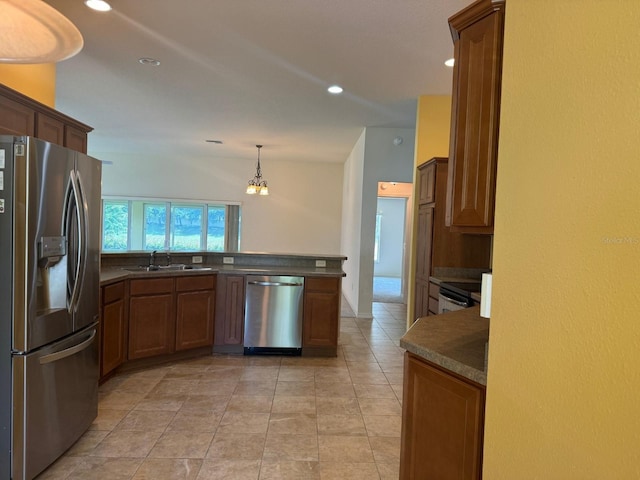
[446,0,505,233]
[413,158,492,320]
[400,352,485,480]
[0,84,92,153]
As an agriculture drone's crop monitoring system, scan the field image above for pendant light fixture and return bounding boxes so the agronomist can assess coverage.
[246,145,269,196]
[0,0,84,64]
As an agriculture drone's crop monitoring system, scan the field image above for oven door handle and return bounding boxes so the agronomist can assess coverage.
[440,295,470,307]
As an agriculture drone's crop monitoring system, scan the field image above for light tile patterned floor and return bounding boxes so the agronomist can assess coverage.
[37,302,407,480]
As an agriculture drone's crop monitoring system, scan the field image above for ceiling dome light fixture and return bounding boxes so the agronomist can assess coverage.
[85,0,112,12]
[0,0,84,64]
[445,58,455,67]
[327,85,343,95]
[246,145,269,196]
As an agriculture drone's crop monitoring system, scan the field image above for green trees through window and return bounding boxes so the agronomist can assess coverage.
[102,199,240,252]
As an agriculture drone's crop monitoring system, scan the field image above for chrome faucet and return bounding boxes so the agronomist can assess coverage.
[150,250,157,267]
[166,251,171,266]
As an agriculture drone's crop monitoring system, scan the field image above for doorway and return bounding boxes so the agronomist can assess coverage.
[374,182,413,304]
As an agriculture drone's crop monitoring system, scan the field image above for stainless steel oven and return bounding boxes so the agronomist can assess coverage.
[438,281,481,314]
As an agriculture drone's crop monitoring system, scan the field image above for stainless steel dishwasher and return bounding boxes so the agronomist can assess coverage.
[244,275,304,355]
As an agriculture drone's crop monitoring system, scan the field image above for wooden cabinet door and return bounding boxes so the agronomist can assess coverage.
[415,205,434,281]
[101,282,127,378]
[418,161,437,205]
[0,96,34,136]
[302,277,339,349]
[176,290,215,350]
[35,112,65,146]
[101,297,126,377]
[214,275,245,346]
[400,353,485,480]
[413,279,430,321]
[64,125,88,153]
[447,0,505,233]
[128,293,175,359]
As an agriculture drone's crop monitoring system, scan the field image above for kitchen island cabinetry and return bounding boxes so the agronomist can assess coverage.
[128,278,175,360]
[302,276,340,356]
[446,0,505,233]
[213,275,245,352]
[0,84,92,153]
[400,352,485,480]
[175,275,216,351]
[100,281,127,380]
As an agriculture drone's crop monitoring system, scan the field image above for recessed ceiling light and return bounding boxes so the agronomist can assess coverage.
[445,58,455,67]
[84,0,112,12]
[138,57,160,66]
[327,85,343,95]
[206,140,223,144]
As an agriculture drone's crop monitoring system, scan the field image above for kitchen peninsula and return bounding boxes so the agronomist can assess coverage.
[99,252,346,382]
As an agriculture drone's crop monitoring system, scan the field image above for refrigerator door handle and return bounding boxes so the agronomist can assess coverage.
[64,170,86,313]
[39,329,96,365]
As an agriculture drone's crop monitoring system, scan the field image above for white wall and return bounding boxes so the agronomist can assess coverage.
[374,197,406,277]
[101,152,344,254]
[340,131,366,313]
[341,127,415,317]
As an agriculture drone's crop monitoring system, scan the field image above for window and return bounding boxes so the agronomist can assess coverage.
[102,198,240,252]
[374,213,382,263]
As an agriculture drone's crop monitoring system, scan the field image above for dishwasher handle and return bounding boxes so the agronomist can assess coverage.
[248,281,303,287]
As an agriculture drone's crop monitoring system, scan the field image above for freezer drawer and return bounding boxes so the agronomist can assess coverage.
[12,324,98,480]
[244,276,304,354]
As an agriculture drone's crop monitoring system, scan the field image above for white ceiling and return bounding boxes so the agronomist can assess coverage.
[44,0,468,164]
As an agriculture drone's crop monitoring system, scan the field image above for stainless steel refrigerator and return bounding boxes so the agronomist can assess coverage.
[0,136,102,480]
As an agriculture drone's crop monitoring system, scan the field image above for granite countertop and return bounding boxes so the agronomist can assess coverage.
[400,306,489,385]
[101,265,345,286]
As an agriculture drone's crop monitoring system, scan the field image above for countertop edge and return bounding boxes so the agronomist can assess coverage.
[100,266,345,286]
[400,307,488,386]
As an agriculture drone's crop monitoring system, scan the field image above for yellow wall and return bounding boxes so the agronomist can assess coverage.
[0,64,56,107]
[407,95,452,324]
[484,1,640,478]
[413,95,452,166]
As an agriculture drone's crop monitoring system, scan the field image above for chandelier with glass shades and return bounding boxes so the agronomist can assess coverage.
[246,145,269,195]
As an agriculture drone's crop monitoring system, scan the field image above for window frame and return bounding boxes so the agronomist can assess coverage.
[101,196,241,252]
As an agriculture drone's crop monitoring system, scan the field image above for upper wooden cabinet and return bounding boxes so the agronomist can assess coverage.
[446,0,505,233]
[0,83,92,153]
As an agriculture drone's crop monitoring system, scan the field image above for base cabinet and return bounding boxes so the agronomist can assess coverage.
[175,275,216,350]
[100,281,127,379]
[128,278,175,360]
[214,275,245,347]
[302,276,340,356]
[400,352,485,480]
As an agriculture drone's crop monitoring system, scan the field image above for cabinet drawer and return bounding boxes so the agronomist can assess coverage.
[130,277,174,295]
[428,282,440,299]
[176,275,216,292]
[102,281,125,305]
[305,276,339,293]
[428,297,439,315]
